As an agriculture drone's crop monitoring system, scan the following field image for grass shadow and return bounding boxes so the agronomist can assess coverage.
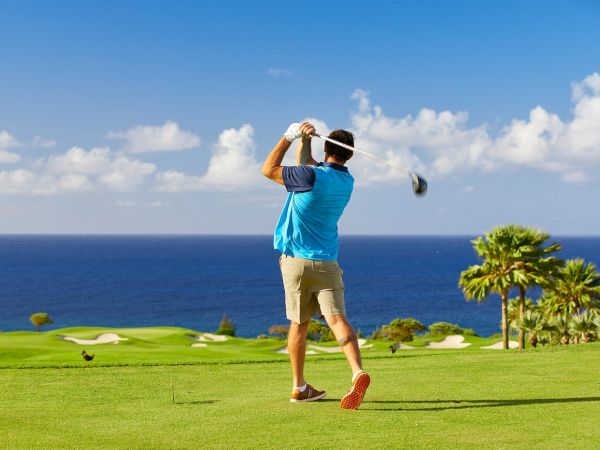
[174,399,218,405]
[364,396,600,411]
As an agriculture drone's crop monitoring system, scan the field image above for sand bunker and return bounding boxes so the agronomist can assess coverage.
[62,333,128,345]
[481,340,519,349]
[191,343,208,348]
[194,333,229,342]
[276,348,319,355]
[425,335,471,349]
[276,339,373,355]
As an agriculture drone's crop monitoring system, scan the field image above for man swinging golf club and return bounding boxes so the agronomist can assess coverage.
[262,121,370,410]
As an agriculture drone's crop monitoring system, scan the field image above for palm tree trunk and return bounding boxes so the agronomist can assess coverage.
[518,286,526,352]
[501,291,509,350]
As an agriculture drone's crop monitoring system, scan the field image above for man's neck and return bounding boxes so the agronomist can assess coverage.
[324,156,345,166]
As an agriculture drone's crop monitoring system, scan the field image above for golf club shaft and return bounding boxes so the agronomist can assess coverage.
[312,133,413,176]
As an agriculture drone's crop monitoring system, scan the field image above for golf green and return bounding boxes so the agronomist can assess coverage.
[1,340,599,449]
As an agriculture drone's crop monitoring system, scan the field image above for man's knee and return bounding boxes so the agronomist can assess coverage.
[337,333,357,347]
[324,313,347,327]
[289,319,310,331]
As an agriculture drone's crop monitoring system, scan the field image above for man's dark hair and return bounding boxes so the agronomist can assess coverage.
[324,129,354,162]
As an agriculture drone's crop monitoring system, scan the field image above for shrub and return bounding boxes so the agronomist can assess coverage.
[268,325,290,339]
[371,318,426,342]
[428,322,465,336]
[30,312,53,332]
[216,314,236,337]
[307,320,335,342]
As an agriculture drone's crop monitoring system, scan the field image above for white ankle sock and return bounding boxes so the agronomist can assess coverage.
[293,384,307,392]
[352,370,364,383]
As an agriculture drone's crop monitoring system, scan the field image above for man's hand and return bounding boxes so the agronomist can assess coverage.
[299,121,316,140]
[284,121,316,142]
[284,123,303,142]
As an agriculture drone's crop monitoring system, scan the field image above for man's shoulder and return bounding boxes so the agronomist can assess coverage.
[282,165,317,192]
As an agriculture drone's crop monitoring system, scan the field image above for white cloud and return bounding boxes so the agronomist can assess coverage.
[0,150,21,164]
[0,131,21,150]
[156,124,261,192]
[45,147,112,175]
[0,131,22,163]
[350,89,492,179]
[98,156,156,191]
[348,73,600,184]
[31,136,57,148]
[268,68,293,78]
[561,171,590,184]
[115,200,168,208]
[0,147,156,195]
[108,121,201,153]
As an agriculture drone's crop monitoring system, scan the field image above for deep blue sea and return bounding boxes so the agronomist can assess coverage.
[1,235,599,337]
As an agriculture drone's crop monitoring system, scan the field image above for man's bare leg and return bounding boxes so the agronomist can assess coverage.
[288,320,310,387]
[323,314,362,374]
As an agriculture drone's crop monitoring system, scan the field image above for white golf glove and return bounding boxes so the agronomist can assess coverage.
[283,123,303,142]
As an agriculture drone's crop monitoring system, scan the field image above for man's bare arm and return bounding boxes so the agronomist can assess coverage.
[297,138,318,166]
[296,122,318,166]
[261,137,291,185]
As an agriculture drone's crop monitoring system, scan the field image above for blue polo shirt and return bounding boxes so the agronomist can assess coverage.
[274,162,354,260]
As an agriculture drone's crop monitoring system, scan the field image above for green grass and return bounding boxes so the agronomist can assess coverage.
[0,327,507,367]
[1,327,599,448]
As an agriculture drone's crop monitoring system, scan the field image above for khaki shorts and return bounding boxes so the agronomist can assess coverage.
[279,254,346,324]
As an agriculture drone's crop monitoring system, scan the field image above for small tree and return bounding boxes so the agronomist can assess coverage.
[216,314,236,337]
[550,316,571,346]
[30,313,53,332]
[517,310,546,348]
[570,311,598,343]
[268,325,290,340]
[377,318,426,342]
[428,322,465,336]
[307,320,334,342]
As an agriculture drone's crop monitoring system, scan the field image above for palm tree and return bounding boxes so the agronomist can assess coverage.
[459,225,528,350]
[508,228,561,351]
[543,259,600,318]
[507,297,535,334]
[550,315,571,346]
[569,311,598,343]
[517,310,546,348]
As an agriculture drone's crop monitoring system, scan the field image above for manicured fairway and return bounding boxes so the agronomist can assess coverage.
[1,344,599,449]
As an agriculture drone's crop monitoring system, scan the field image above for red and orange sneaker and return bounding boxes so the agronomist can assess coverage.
[340,371,370,410]
[290,384,327,402]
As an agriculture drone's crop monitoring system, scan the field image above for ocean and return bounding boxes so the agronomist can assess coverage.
[1,235,598,337]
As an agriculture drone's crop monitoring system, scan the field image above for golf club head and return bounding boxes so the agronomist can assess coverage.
[410,172,428,196]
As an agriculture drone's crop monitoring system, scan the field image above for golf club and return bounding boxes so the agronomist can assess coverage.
[312,133,428,196]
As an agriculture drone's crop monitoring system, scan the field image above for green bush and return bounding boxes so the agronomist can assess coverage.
[30,312,53,332]
[215,314,236,337]
[371,318,426,342]
[307,320,335,342]
[268,325,290,340]
[429,322,464,336]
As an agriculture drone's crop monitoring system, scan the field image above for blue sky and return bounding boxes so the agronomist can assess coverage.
[1,0,600,234]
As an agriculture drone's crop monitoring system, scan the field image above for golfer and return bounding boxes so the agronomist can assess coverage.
[262,121,370,410]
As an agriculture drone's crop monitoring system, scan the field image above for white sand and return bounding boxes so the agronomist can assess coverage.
[481,340,519,349]
[191,343,208,348]
[276,347,319,355]
[62,333,128,345]
[425,335,471,349]
[276,339,372,355]
[194,333,229,342]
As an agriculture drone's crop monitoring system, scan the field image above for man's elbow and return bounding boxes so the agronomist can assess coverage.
[261,165,272,179]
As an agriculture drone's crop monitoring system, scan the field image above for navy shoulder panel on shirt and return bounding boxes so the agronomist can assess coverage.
[282,165,317,192]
